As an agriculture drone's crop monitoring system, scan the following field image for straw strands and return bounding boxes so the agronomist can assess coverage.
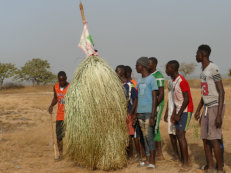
[64,55,128,170]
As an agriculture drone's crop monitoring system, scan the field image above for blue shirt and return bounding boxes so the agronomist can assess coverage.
[137,74,158,113]
[124,81,138,113]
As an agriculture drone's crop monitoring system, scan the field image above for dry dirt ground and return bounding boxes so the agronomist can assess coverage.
[0,84,231,173]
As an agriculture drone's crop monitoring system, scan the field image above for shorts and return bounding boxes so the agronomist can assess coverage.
[175,112,192,131]
[56,120,64,142]
[168,114,176,135]
[126,114,135,136]
[134,120,145,145]
[134,120,141,138]
[201,105,225,140]
[138,113,155,155]
[154,103,164,141]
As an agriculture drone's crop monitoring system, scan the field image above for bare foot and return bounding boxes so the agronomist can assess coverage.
[156,154,165,160]
[54,155,63,161]
[178,166,191,173]
[170,156,180,162]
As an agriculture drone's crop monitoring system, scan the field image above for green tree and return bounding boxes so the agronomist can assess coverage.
[179,62,197,77]
[15,58,56,85]
[0,63,17,89]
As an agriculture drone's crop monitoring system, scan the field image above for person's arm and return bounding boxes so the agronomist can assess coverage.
[132,97,138,125]
[215,80,225,128]
[129,87,138,115]
[48,86,57,114]
[164,103,168,123]
[150,90,157,126]
[174,91,189,122]
[131,98,138,125]
[194,98,204,121]
[157,86,164,106]
[130,98,138,115]
[171,105,177,124]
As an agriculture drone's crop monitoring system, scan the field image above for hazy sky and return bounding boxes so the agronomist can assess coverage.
[0,0,231,79]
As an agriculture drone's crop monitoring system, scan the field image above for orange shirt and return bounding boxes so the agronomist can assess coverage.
[54,83,70,121]
[130,79,137,89]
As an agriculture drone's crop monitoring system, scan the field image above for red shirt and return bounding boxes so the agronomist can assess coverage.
[173,75,193,113]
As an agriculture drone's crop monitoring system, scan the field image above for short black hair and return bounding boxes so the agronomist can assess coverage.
[115,65,125,72]
[124,66,132,75]
[58,71,66,77]
[149,57,158,65]
[198,44,211,57]
[167,60,179,71]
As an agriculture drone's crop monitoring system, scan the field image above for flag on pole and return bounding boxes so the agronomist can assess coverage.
[78,24,97,56]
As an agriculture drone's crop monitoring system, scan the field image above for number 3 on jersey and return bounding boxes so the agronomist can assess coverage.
[201,82,209,96]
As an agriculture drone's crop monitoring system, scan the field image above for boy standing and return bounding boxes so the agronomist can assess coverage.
[124,65,145,161]
[194,45,225,173]
[115,65,138,159]
[148,57,165,160]
[136,57,158,169]
[164,80,180,161]
[165,60,193,169]
[48,71,70,159]
[124,65,137,88]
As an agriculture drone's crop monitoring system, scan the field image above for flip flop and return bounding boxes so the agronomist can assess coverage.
[178,167,191,173]
[147,164,156,169]
[200,164,208,170]
[137,162,148,167]
[204,169,216,173]
[135,157,142,162]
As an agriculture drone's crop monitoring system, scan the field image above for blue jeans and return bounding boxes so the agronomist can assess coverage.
[137,113,155,156]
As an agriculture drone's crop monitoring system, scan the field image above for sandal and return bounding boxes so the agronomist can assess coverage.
[204,169,216,173]
[137,162,148,167]
[200,164,208,170]
[147,164,155,169]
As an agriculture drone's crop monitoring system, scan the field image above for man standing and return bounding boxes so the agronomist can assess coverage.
[48,71,70,159]
[164,79,180,161]
[195,45,225,173]
[166,60,193,169]
[115,65,138,159]
[124,65,145,161]
[136,57,158,169]
[148,57,165,160]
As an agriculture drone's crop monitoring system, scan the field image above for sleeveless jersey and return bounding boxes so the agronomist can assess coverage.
[54,83,70,121]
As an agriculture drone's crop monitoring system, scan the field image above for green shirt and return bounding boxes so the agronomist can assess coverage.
[152,70,165,106]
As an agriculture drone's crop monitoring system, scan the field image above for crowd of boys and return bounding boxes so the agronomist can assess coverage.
[49,44,226,173]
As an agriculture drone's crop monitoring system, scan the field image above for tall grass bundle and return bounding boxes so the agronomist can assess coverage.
[64,55,128,170]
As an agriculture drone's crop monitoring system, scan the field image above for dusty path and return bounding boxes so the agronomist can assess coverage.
[0,87,231,173]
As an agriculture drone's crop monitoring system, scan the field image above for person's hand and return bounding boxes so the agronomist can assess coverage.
[132,115,137,126]
[194,110,201,121]
[215,116,222,128]
[164,113,168,123]
[171,113,176,124]
[199,116,202,126]
[174,114,181,122]
[48,106,53,114]
[150,117,155,127]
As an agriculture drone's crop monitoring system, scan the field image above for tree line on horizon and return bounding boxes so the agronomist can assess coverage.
[1,59,229,89]
[0,58,56,89]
